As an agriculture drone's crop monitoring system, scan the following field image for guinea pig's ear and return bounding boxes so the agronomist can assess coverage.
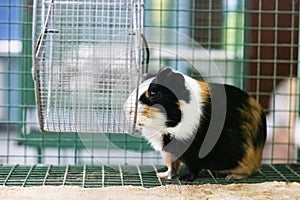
[154,68,190,102]
[156,68,185,88]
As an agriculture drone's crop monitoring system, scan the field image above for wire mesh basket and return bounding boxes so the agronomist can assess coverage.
[32,0,144,133]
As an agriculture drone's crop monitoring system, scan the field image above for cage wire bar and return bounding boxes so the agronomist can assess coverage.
[0,0,300,187]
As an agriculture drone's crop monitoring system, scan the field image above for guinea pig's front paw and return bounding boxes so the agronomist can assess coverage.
[179,173,197,182]
[157,171,172,180]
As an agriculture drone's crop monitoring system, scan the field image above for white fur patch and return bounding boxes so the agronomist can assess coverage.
[167,75,202,141]
[139,127,164,151]
[124,77,166,151]
[135,102,167,151]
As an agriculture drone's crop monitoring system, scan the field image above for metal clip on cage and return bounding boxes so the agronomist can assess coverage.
[32,0,146,133]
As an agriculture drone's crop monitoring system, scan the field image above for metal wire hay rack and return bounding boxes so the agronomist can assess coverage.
[32,0,144,133]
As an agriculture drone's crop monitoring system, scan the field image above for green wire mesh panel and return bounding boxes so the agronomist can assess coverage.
[32,0,144,133]
[1,164,300,188]
[0,0,299,174]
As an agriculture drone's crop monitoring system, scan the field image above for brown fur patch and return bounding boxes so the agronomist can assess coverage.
[229,96,265,177]
[227,143,264,177]
[239,97,264,140]
[197,81,210,103]
[145,91,149,98]
[177,102,183,111]
[141,106,160,119]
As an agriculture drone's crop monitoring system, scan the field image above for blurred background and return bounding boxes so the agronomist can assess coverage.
[0,0,299,166]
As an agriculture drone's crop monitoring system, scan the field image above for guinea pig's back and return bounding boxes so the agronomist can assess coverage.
[220,84,267,147]
[195,82,266,173]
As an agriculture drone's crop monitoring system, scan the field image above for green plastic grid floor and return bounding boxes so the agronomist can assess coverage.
[0,164,299,188]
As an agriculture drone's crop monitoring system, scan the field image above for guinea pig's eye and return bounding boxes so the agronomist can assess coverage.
[149,89,159,98]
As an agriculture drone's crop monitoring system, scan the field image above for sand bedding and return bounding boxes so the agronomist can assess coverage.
[1,181,300,200]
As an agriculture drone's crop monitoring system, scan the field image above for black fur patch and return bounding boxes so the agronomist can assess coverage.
[162,133,173,147]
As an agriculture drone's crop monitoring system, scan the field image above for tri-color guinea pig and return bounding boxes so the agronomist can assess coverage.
[124,68,266,182]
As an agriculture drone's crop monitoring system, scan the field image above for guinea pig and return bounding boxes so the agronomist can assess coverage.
[124,68,266,182]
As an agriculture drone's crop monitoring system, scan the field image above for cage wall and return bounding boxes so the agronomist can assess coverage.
[0,0,299,166]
